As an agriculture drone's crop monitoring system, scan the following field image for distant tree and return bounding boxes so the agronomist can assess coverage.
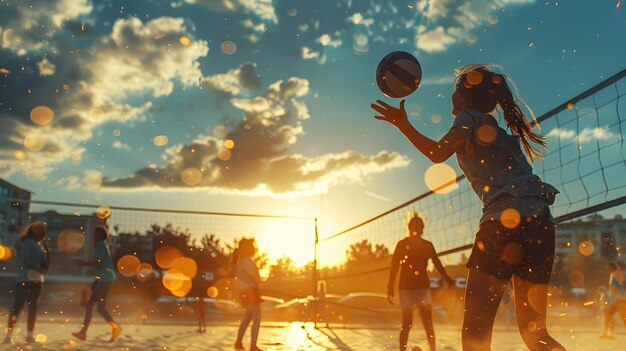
[346,239,389,263]
[269,256,297,278]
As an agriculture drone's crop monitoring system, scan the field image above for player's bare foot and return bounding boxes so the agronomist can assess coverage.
[72,331,86,341]
[109,325,122,342]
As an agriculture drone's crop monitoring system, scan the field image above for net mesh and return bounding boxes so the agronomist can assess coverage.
[319,69,626,269]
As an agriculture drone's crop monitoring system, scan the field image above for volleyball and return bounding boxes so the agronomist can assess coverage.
[376,51,422,98]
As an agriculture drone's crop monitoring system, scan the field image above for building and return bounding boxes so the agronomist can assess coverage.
[110,232,154,263]
[29,210,107,282]
[555,214,626,260]
[0,178,32,246]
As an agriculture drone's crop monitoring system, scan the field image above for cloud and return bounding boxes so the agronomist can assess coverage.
[184,0,277,23]
[546,126,618,143]
[36,58,56,76]
[201,62,261,95]
[0,16,209,178]
[0,0,93,55]
[103,75,410,196]
[414,0,537,53]
[416,26,457,53]
[301,47,326,64]
[317,33,343,48]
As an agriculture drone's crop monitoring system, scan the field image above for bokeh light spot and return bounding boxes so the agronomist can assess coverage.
[162,268,188,291]
[14,150,26,160]
[57,229,85,253]
[207,286,219,298]
[24,134,46,152]
[30,106,54,125]
[181,167,202,186]
[578,240,594,256]
[171,256,198,279]
[117,254,141,277]
[221,41,237,55]
[568,270,585,287]
[153,135,169,147]
[500,208,521,229]
[527,285,546,313]
[178,35,191,46]
[223,139,235,149]
[84,170,103,190]
[477,125,497,145]
[96,205,111,220]
[155,246,184,269]
[217,149,232,161]
[467,70,483,85]
[502,243,523,264]
[424,163,457,194]
[213,125,228,138]
[137,262,153,282]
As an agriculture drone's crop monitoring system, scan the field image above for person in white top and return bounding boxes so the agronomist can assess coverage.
[232,238,263,351]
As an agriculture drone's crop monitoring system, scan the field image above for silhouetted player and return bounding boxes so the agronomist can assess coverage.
[232,238,263,351]
[388,214,454,351]
[197,297,206,333]
[3,221,50,345]
[373,64,566,351]
[601,261,626,339]
[72,226,122,342]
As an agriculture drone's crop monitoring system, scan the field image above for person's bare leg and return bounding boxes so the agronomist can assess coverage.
[461,269,508,351]
[512,276,566,350]
[400,308,413,351]
[418,305,435,351]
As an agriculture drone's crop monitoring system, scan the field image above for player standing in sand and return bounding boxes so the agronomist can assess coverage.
[72,226,122,342]
[388,214,454,351]
[373,64,566,351]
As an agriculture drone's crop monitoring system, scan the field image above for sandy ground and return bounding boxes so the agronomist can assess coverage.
[0,321,622,351]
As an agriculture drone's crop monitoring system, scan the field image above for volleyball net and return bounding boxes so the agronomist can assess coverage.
[318,68,626,273]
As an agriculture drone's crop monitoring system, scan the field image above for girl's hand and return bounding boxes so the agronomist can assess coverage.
[371,99,409,128]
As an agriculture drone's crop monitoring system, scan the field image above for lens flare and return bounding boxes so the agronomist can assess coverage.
[221,41,237,55]
[502,242,523,264]
[117,255,141,277]
[84,170,103,189]
[96,205,111,220]
[178,36,191,46]
[57,229,85,253]
[171,278,193,297]
[217,149,232,161]
[137,263,153,282]
[23,134,46,152]
[466,70,483,85]
[162,268,188,291]
[181,167,202,186]
[578,240,594,256]
[30,106,54,125]
[171,256,198,279]
[155,246,183,269]
[424,163,457,194]
[153,135,169,147]
[207,286,219,298]
[476,125,497,145]
[500,208,521,229]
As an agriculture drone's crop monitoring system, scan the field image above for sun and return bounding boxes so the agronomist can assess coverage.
[254,218,316,267]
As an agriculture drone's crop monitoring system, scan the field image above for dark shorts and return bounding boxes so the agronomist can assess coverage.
[466,216,555,284]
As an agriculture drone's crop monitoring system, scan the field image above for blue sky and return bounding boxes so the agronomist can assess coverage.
[1,0,625,243]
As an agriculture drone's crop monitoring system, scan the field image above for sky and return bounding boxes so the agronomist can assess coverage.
[1,0,626,263]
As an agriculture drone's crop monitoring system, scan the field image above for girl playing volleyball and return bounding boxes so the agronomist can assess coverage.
[372,65,566,351]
